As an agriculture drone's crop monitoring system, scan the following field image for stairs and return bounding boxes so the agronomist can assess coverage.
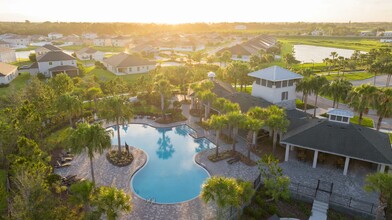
[309,200,329,220]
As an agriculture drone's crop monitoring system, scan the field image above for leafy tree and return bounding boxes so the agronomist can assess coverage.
[49,73,75,96]
[244,116,264,159]
[56,93,82,127]
[93,186,132,220]
[295,77,312,112]
[69,180,96,217]
[11,101,43,141]
[102,77,127,95]
[310,75,328,117]
[191,51,205,64]
[154,78,171,117]
[199,90,216,120]
[226,111,246,152]
[69,122,112,184]
[99,96,133,157]
[225,61,249,90]
[330,51,338,70]
[207,115,227,158]
[219,50,232,67]
[347,84,378,125]
[374,88,392,130]
[258,154,290,202]
[86,87,103,113]
[364,173,392,220]
[322,79,352,108]
[28,53,36,62]
[265,106,289,155]
[283,53,299,67]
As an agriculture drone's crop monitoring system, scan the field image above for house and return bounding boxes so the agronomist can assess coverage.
[380,39,392,43]
[75,47,104,61]
[111,36,131,47]
[82,33,98,39]
[235,25,247,30]
[0,47,16,63]
[0,62,18,84]
[32,51,78,77]
[48,32,63,40]
[131,43,159,57]
[35,44,62,59]
[103,53,156,75]
[93,36,112,47]
[311,29,324,36]
[1,34,30,47]
[359,31,375,37]
[383,31,392,37]
[0,40,10,48]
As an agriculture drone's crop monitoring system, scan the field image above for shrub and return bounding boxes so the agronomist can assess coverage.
[106,150,133,167]
[0,83,9,88]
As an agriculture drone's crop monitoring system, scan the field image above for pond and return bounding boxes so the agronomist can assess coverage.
[293,45,365,63]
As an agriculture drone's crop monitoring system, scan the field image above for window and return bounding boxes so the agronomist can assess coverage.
[281,91,288,101]
[137,67,140,71]
[275,81,282,88]
[282,80,288,87]
[288,80,294,86]
[342,117,349,122]
[255,78,260,85]
[267,80,273,88]
[336,116,342,121]
[261,79,266,86]
[330,115,336,120]
[49,62,52,65]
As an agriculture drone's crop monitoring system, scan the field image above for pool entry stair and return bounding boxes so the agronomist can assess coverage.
[309,200,329,220]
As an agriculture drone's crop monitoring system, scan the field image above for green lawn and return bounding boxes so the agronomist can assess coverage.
[390,134,392,143]
[11,59,33,67]
[235,85,252,94]
[61,45,125,53]
[88,68,145,83]
[278,36,386,52]
[0,72,31,98]
[350,115,374,128]
[0,169,7,214]
[323,72,374,81]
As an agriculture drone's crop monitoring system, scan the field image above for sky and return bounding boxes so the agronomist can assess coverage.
[0,0,391,23]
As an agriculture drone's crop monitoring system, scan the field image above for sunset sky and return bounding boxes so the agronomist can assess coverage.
[0,0,391,23]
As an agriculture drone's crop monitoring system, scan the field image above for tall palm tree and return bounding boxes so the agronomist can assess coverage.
[265,106,289,155]
[87,87,103,113]
[347,84,378,125]
[322,79,352,108]
[201,176,239,220]
[207,115,228,158]
[69,122,112,184]
[244,117,264,159]
[296,77,312,112]
[330,51,338,70]
[200,91,216,120]
[155,79,171,117]
[56,93,82,127]
[310,76,329,117]
[94,186,132,220]
[247,106,269,121]
[226,111,246,152]
[374,88,392,130]
[99,96,133,157]
[213,97,229,115]
[364,173,392,220]
[69,180,95,216]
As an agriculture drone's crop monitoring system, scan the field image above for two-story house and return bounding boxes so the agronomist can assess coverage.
[35,44,62,59]
[0,62,18,85]
[1,34,30,47]
[75,47,104,61]
[111,36,131,47]
[0,47,16,63]
[103,53,156,75]
[33,51,78,77]
[48,32,63,40]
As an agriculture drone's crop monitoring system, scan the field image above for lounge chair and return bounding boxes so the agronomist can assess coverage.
[227,155,240,164]
[55,160,71,168]
[60,156,73,162]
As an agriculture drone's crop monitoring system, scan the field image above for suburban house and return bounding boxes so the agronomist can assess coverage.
[0,40,10,48]
[93,36,112,47]
[383,31,392,37]
[1,34,30,47]
[31,51,78,77]
[48,32,63,40]
[103,52,156,75]
[131,43,159,57]
[82,33,98,39]
[75,47,104,61]
[359,31,375,36]
[35,44,62,59]
[0,62,18,84]
[204,66,392,176]
[0,47,17,63]
[111,36,131,47]
[235,25,247,30]
[218,35,277,62]
[311,29,325,36]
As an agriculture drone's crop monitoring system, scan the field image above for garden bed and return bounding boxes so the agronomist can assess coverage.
[208,150,257,166]
[106,150,133,167]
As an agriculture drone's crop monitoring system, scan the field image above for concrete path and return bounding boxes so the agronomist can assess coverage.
[309,200,328,220]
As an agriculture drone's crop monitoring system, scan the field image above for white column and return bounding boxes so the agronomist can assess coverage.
[343,157,350,176]
[285,144,290,162]
[312,150,319,168]
[380,164,386,173]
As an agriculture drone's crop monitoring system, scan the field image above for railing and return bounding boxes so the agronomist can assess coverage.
[330,193,376,215]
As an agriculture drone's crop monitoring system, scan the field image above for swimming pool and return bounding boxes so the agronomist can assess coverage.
[110,124,215,204]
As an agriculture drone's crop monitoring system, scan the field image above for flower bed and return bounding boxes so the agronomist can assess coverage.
[106,149,133,167]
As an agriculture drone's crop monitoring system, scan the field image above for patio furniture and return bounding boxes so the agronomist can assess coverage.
[227,155,240,164]
[55,160,71,168]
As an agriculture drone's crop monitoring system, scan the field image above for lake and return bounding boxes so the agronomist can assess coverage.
[293,45,364,63]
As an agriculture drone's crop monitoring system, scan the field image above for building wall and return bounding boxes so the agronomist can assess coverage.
[0,51,17,63]
[38,60,76,77]
[29,68,39,76]
[3,38,30,46]
[112,40,129,47]
[93,39,112,47]
[76,52,104,61]
[251,82,297,109]
[0,69,18,84]
[48,34,63,40]
[105,64,156,75]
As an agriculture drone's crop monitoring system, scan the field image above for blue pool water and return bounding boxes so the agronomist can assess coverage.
[110,124,215,204]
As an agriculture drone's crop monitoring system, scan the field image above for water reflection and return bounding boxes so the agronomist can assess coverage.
[156,127,175,159]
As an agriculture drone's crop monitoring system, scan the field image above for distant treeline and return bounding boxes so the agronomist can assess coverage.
[1,21,392,36]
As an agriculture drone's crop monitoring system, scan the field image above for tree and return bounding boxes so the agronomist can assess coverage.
[226,61,249,89]
[226,111,246,152]
[244,116,264,159]
[283,53,299,68]
[347,84,378,125]
[191,51,205,64]
[48,72,74,96]
[374,88,392,130]
[69,122,112,184]
[364,173,392,220]
[201,176,240,219]
[87,87,103,113]
[69,180,96,217]
[56,93,82,127]
[296,77,312,112]
[200,90,216,120]
[265,106,289,155]
[330,51,338,70]
[258,154,290,202]
[154,79,171,117]
[28,53,36,62]
[94,186,132,220]
[207,115,227,158]
[99,96,133,158]
[322,79,352,108]
[310,75,328,117]
[219,50,232,67]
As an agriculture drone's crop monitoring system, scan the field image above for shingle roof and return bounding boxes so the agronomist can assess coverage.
[103,53,155,67]
[218,35,277,56]
[49,65,78,72]
[248,66,303,81]
[37,51,75,62]
[42,44,62,51]
[282,119,392,164]
[0,40,9,45]
[76,47,98,55]
[327,108,354,118]
[0,47,14,53]
[0,62,17,76]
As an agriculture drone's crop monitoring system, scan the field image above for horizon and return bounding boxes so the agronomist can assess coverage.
[1,0,392,24]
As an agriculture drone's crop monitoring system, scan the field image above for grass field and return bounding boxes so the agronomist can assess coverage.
[88,67,145,83]
[62,45,125,53]
[323,71,374,81]
[278,36,387,52]
[11,59,33,67]
[0,72,30,98]
[350,115,374,128]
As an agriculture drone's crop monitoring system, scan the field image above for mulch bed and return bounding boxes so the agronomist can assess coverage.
[106,149,133,167]
[208,150,257,166]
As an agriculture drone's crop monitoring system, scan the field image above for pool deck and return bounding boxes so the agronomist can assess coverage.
[55,104,378,219]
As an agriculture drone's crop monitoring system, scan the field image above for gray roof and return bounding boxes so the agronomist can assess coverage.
[282,119,392,164]
[76,47,99,55]
[327,108,354,118]
[37,51,75,62]
[42,44,62,51]
[103,53,155,68]
[0,40,9,45]
[49,65,78,72]
[248,66,303,81]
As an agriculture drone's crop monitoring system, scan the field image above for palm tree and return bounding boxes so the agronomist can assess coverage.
[374,88,392,130]
[155,79,171,117]
[200,91,216,120]
[56,93,82,127]
[330,51,338,70]
[213,97,228,115]
[310,76,329,117]
[226,111,246,152]
[99,96,133,157]
[265,106,289,155]
[94,186,132,220]
[69,122,112,184]
[69,180,95,216]
[247,106,269,121]
[207,115,228,158]
[296,77,312,112]
[244,116,264,159]
[347,84,378,125]
[87,87,103,113]
[201,176,239,220]
[364,173,392,220]
[235,179,255,220]
[322,79,352,108]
